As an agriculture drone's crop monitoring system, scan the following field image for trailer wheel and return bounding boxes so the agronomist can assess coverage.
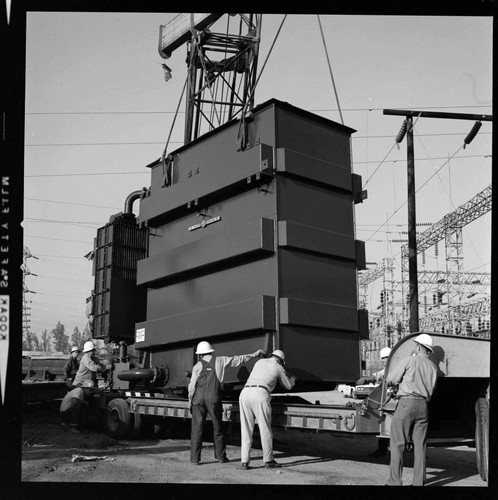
[104,398,131,439]
[475,397,489,482]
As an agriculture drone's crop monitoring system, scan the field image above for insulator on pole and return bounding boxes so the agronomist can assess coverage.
[463,121,482,149]
[395,119,408,149]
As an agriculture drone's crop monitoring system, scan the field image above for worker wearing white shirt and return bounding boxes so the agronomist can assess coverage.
[239,350,296,469]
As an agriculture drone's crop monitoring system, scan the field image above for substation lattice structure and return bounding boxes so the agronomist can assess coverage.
[22,246,37,346]
[360,184,491,368]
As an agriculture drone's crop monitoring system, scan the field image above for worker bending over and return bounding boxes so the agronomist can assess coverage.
[239,349,296,470]
[59,380,94,432]
[188,341,266,465]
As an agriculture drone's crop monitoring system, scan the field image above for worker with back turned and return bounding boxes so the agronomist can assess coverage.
[188,341,266,465]
[385,333,438,486]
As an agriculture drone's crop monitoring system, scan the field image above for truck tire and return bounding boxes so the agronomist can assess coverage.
[475,397,489,482]
[104,398,132,439]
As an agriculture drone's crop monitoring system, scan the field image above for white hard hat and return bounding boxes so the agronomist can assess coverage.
[71,346,81,353]
[380,347,391,359]
[414,333,434,352]
[83,340,95,353]
[195,341,214,355]
[271,349,285,364]
[81,380,95,388]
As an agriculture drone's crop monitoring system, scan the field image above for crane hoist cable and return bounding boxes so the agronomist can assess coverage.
[237,14,287,150]
[160,75,188,188]
[317,15,344,125]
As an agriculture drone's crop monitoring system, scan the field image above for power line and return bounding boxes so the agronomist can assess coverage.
[354,154,491,165]
[24,235,91,244]
[23,153,491,178]
[36,254,92,260]
[25,141,180,147]
[25,197,121,210]
[365,144,466,243]
[24,132,491,147]
[25,171,147,177]
[24,105,491,116]
[25,218,103,228]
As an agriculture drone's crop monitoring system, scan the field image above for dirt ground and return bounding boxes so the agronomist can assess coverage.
[19,398,487,493]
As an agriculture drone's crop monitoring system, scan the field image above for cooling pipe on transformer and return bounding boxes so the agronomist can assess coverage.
[117,366,167,386]
[124,187,147,215]
[118,368,155,382]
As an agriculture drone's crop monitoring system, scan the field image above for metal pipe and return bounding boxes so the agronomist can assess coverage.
[117,368,155,382]
[119,341,127,362]
[124,189,143,214]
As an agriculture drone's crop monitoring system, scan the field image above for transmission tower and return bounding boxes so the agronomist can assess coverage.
[22,246,38,348]
[400,184,491,335]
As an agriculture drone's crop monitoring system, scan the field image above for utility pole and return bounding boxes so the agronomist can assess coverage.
[22,246,38,348]
[406,116,419,332]
[383,109,492,334]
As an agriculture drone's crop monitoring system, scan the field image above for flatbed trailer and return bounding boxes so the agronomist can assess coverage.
[115,391,380,435]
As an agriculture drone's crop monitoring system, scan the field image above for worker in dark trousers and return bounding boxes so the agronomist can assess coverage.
[385,334,438,486]
[60,380,101,432]
[188,341,265,465]
[64,346,81,390]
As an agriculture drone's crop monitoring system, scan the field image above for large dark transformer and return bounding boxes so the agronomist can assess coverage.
[114,98,367,391]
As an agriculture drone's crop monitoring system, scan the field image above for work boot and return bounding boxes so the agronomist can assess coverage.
[219,456,229,463]
[265,460,281,468]
[241,462,250,470]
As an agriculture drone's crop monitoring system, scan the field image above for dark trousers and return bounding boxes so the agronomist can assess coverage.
[60,401,82,425]
[387,397,429,486]
[190,400,225,463]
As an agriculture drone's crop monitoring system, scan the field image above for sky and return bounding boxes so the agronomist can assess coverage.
[22,12,493,343]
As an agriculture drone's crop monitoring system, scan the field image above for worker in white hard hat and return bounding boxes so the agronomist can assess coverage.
[188,340,266,466]
[73,340,112,388]
[373,346,392,384]
[369,346,392,458]
[238,349,296,470]
[385,333,438,486]
[64,346,81,390]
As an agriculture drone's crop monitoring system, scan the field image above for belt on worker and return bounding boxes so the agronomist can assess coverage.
[399,395,426,400]
[244,385,270,394]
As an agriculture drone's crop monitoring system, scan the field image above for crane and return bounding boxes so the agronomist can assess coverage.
[159,13,262,146]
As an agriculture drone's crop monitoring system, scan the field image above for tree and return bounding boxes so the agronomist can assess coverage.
[52,321,70,354]
[22,331,40,351]
[31,333,40,351]
[70,326,85,352]
[40,329,51,352]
